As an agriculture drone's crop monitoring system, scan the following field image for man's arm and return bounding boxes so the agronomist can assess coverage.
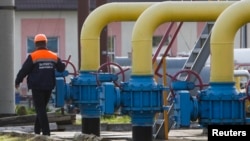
[15,56,33,88]
[56,58,66,72]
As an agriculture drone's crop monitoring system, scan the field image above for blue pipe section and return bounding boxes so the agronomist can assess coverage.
[55,70,124,118]
[173,90,198,128]
[55,70,164,126]
[55,71,100,117]
[72,72,100,117]
[121,75,163,126]
[99,75,163,126]
[55,69,250,132]
[99,82,120,115]
[199,82,246,126]
[171,80,250,128]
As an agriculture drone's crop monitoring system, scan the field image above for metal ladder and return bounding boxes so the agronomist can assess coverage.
[182,22,214,78]
[153,22,214,139]
[152,22,183,139]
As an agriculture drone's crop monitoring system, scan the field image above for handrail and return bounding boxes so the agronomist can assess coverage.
[152,22,175,64]
[155,22,183,77]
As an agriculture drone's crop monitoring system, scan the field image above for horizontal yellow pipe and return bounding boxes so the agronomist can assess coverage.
[131,1,235,75]
[210,0,250,82]
[80,2,155,71]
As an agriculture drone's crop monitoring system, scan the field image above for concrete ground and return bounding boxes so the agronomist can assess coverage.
[0,113,208,140]
[0,123,208,141]
[50,128,208,141]
[50,115,208,141]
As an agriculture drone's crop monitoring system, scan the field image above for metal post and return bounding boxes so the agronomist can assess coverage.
[133,126,153,141]
[0,0,15,117]
[77,0,89,69]
[96,0,108,72]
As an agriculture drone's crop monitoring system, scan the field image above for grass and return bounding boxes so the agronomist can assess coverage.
[0,135,22,141]
[74,115,131,125]
[15,105,131,125]
[0,132,35,141]
[101,115,131,124]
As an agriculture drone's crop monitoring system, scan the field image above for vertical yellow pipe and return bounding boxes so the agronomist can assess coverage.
[80,2,155,71]
[210,0,250,82]
[131,1,234,75]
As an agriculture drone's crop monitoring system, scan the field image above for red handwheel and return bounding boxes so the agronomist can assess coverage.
[97,62,127,88]
[172,69,204,91]
[61,55,78,81]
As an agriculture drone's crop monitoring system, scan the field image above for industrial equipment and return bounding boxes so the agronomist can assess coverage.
[53,1,250,141]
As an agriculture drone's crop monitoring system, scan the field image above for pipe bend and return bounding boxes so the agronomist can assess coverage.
[80,2,155,71]
[131,1,235,75]
[210,0,250,82]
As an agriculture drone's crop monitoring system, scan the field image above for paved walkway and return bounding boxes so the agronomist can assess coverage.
[50,129,208,141]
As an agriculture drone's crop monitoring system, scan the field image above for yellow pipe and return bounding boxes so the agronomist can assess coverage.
[210,0,250,82]
[131,1,235,75]
[80,2,155,71]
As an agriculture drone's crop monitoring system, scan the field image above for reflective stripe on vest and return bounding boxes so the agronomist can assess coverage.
[30,50,58,63]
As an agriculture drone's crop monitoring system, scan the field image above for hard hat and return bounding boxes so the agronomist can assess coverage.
[34,34,47,43]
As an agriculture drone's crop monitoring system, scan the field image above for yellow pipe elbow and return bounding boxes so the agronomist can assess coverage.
[210,0,250,82]
[80,2,155,71]
[131,1,234,75]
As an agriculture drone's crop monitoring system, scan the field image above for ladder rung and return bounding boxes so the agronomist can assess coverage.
[155,119,164,124]
[200,34,209,39]
[207,22,214,28]
[185,62,193,68]
[207,22,214,25]
[192,48,201,54]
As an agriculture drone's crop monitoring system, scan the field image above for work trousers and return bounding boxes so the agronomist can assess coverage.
[32,89,52,136]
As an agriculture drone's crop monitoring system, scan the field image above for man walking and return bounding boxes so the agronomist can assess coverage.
[15,33,66,136]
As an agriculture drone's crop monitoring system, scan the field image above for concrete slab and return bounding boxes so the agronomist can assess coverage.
[50,129,208,141]
[168,129,207,141]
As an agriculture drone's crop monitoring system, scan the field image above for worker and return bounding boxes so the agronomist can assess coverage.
[15,33,66,136]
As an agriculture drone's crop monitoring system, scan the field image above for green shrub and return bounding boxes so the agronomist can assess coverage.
[15,105,52,115]
[15,105,27,115]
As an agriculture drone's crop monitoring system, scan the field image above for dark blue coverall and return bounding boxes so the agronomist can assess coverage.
[15,47,65,136]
